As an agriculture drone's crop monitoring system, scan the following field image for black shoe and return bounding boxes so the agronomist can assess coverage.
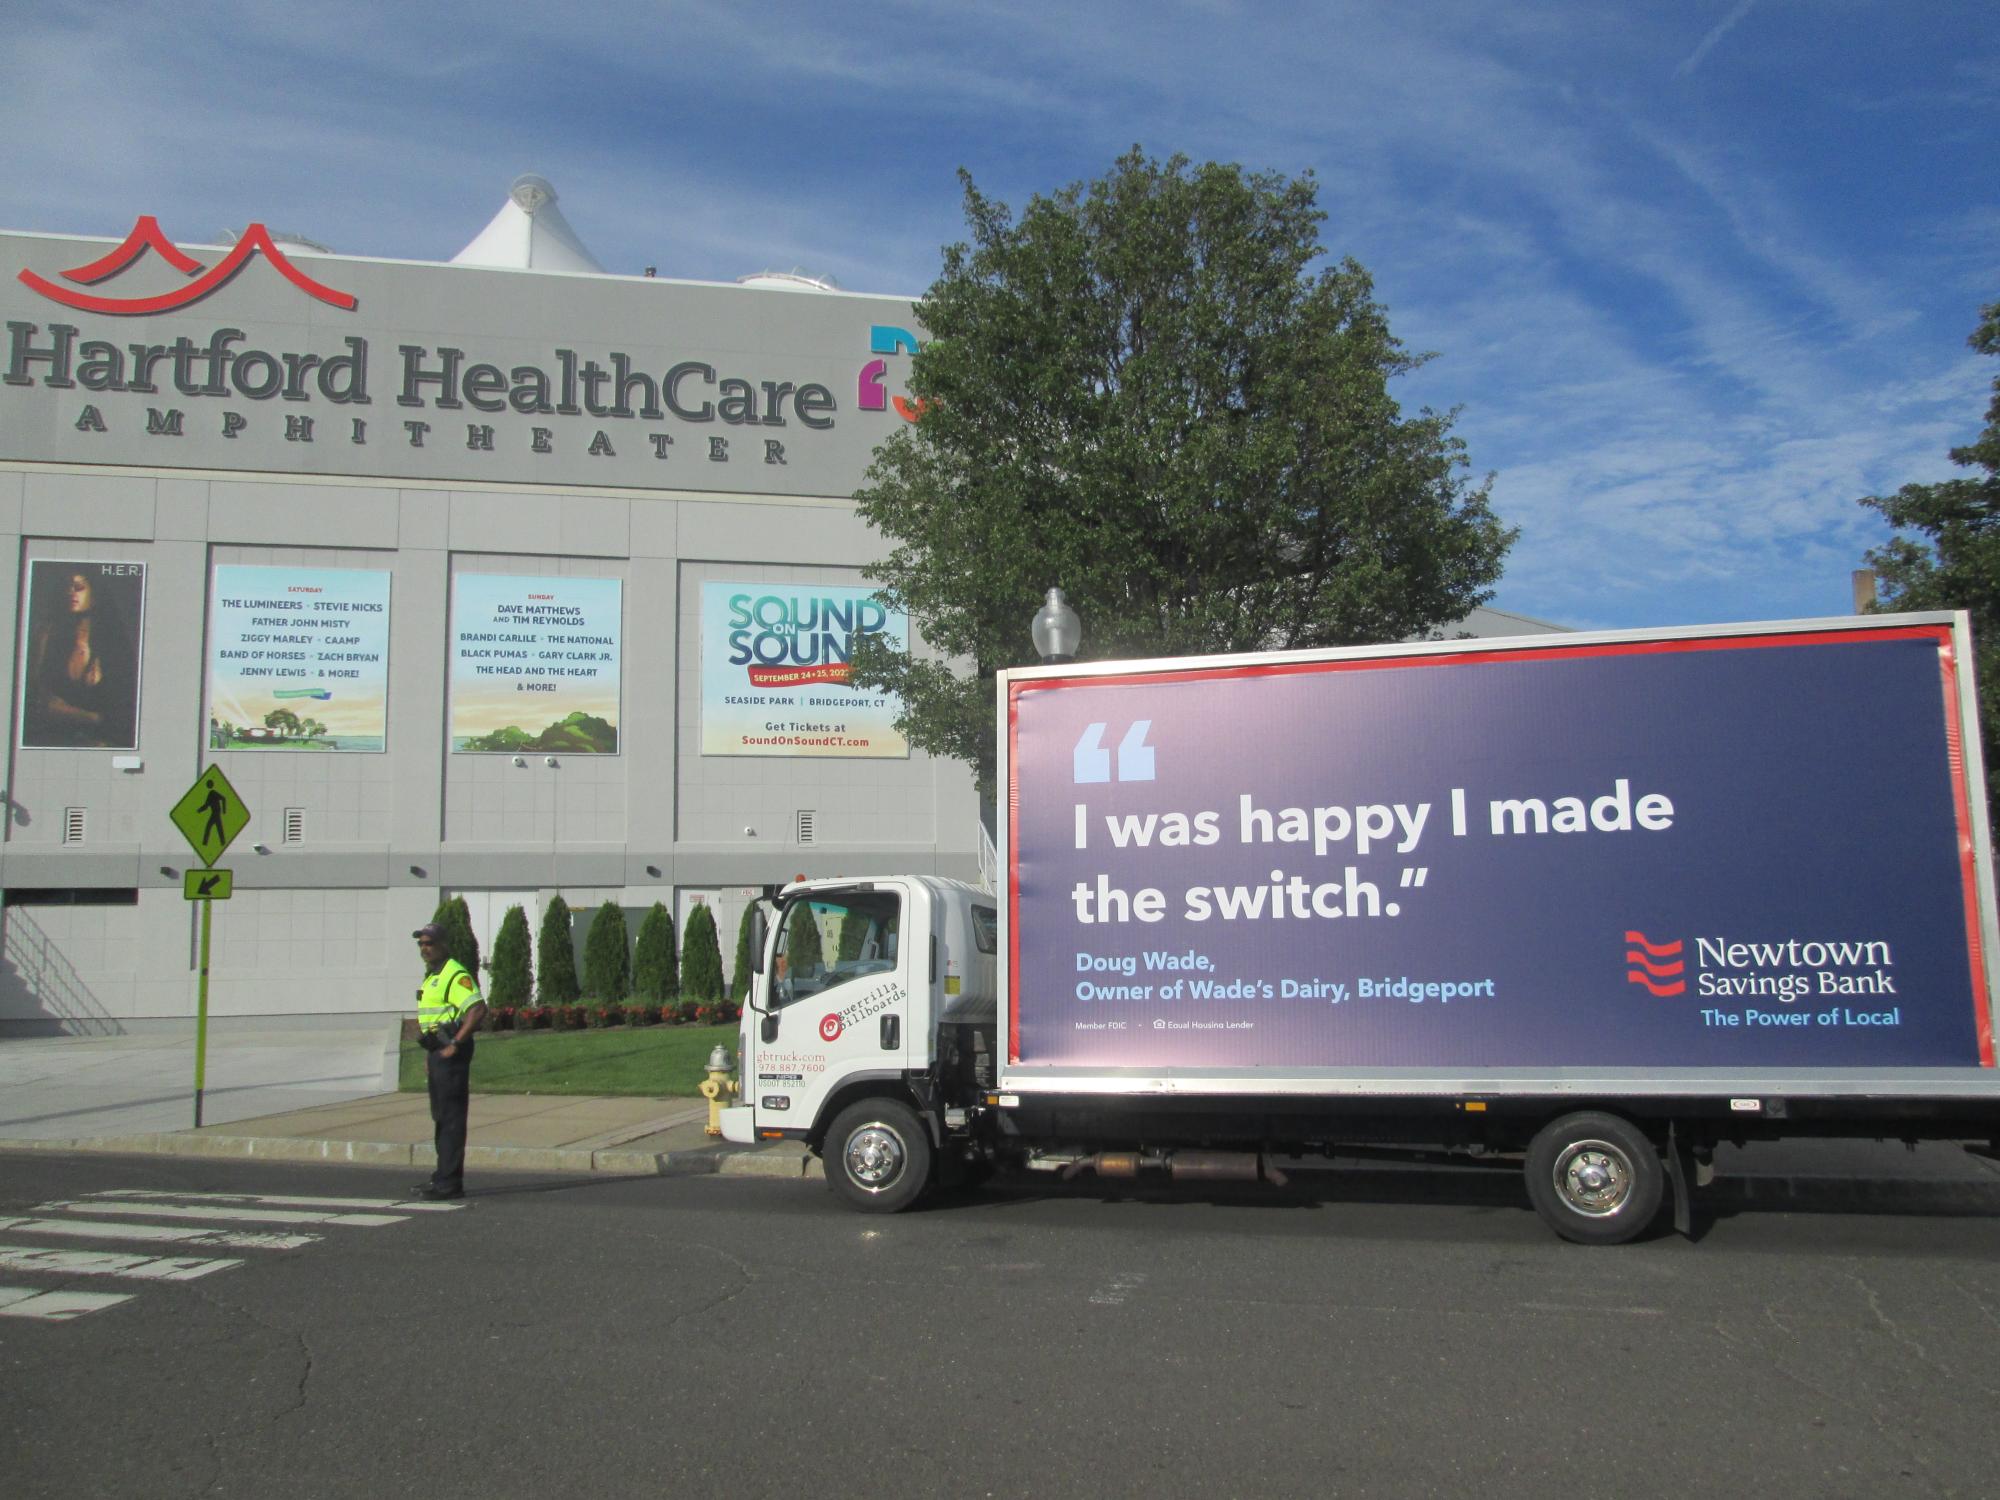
[410,1184,464,1201]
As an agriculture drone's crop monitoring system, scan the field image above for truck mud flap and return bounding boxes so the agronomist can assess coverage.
[1666,1121,1695,1239]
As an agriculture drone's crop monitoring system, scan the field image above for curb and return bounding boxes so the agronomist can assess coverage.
[0,1132,820,1180]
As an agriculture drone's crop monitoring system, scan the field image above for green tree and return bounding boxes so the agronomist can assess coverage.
[849,148,1513,789]
[786,903,825,976]
[1859,297,2000,828]
[264,707,302,739]
[430,895,479,979]
[836,908,868,963]
[582,900,631,1002]
[680,902,725,1002]
[488,903,533,1006]
[731,904,758,1003]
[632,902,678,1002]
[537,894,580,1005]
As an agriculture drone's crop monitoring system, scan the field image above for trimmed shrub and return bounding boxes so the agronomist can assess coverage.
[681,902,725,1002]
[537,895,580,1006]
[488,904,533,1006]
[633,902,678,1003]
[431,895,480,979]
[836,909,868,964]
[731,903,756,1003]
[582,900,631,1002]
[787,902,824,976]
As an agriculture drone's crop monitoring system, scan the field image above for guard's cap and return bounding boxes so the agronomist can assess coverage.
[412,923,448,942]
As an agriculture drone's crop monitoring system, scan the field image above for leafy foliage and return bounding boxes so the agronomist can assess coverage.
[836,909,869,963]
[632,902,679,1003]
[582,899,631,1002]
[430,895,480,980]
[850,147,1513,788]
[488,904,533,1006]
[680,902,726,1002]
[786,903,825,976]
[731,903,757,1003]
[1859,298,2000,827]
[536,895,580,1006]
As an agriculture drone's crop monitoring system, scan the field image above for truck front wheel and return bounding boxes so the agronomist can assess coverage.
[825,1099,933,1213]
[1524,1112,1663,1245]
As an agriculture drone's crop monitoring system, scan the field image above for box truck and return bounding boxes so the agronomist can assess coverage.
[720,612,2000,1242]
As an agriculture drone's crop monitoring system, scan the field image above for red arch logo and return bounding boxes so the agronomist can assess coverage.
[18,215,357,316]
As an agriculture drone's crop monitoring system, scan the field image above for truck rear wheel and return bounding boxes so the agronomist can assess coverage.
[825,1099,933,1213]
[1525,1112,1663,1245]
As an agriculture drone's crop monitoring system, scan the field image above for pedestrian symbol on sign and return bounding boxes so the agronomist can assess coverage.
[169,765,250,868]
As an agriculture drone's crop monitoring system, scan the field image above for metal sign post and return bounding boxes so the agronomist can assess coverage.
[170,767,249,1127]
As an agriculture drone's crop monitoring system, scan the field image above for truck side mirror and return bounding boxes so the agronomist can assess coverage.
[749,903,769,975]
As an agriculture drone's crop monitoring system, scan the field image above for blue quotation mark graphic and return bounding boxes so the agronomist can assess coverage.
[1072,721,1155,784]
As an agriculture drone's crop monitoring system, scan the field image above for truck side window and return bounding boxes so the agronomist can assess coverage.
[772,892,901,1008]
[970,905,997,954]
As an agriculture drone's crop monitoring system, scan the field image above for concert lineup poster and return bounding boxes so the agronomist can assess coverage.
[699,580,908,758]
[208,566,390,752]
[450,574,622,754]
[1008,626,1994,1073]
[18,559,147,750]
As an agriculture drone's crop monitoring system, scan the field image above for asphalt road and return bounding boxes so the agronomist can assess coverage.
[4,1151,2000,1499]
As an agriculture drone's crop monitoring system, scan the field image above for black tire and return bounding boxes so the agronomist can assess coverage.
[824,1099,933,1213]
[1524,1111,1664,1245]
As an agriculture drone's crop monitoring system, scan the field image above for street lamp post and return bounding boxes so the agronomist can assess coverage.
[1030,587,1082,665]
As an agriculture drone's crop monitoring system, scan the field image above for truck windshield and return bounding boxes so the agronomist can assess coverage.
[771,891,901,1008]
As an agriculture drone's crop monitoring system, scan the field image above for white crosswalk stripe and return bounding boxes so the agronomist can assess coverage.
[0,1215,320,1250]
[0,1285,134,1320]
[0,1246,241,1281]
[36,1200,409,1227]
[85,1189,466,1214]
[0,1188,455,1323]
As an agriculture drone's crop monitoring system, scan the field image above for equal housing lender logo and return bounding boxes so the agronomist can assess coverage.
[1624,929,1898,1002]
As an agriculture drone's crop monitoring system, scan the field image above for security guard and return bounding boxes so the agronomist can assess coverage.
[412,922,486,1200]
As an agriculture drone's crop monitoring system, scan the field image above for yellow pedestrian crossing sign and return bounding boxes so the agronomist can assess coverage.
[170,766,250,868]
[183,868,233,901]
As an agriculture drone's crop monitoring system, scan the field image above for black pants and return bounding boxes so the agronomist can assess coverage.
[426,1040,474,1189]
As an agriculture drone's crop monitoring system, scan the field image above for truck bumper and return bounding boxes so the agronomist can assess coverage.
[720,1105,756,1144]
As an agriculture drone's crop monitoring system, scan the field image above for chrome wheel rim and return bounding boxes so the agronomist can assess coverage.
[1553,1139,1633,1217]
[844,1122,908,1193]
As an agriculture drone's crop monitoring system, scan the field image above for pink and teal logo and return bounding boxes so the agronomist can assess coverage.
[859,325,927,422]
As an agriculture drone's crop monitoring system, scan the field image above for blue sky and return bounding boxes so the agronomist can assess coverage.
[3,1,1994,630]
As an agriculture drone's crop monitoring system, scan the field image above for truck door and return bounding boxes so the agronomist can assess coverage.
[748,886,911,1133]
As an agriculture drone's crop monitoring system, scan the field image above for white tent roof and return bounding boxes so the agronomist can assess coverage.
[452,175,605,274]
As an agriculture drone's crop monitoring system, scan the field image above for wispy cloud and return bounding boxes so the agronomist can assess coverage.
[1675,0,1758,78]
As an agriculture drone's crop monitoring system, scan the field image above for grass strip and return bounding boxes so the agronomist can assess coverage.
[398,1024,735,1097]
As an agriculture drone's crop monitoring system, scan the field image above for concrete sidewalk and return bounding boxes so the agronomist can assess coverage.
[0,1089,821,1181]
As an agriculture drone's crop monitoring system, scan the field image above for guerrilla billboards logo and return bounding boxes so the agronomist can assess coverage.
[7,214,913,467]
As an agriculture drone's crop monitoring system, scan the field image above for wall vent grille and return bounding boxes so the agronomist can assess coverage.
[283,807,305,844]
[62,807,85,844]
[796,809,816,845]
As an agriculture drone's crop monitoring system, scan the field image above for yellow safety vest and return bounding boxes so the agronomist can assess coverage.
[418,957,479,1034]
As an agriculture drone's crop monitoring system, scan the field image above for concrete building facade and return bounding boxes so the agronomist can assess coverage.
[0,207,977,1033]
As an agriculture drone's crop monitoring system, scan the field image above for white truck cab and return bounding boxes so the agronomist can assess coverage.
[719,876,996,1207]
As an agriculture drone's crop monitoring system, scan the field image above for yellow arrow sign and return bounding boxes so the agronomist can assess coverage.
[170,766,250,868]
[183,868,233,901]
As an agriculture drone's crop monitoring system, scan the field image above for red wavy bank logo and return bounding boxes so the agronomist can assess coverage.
[1624,930,1686,996]
[17,215,356,316]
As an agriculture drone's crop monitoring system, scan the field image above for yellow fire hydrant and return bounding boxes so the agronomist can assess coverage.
[698,1044,739,1137]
